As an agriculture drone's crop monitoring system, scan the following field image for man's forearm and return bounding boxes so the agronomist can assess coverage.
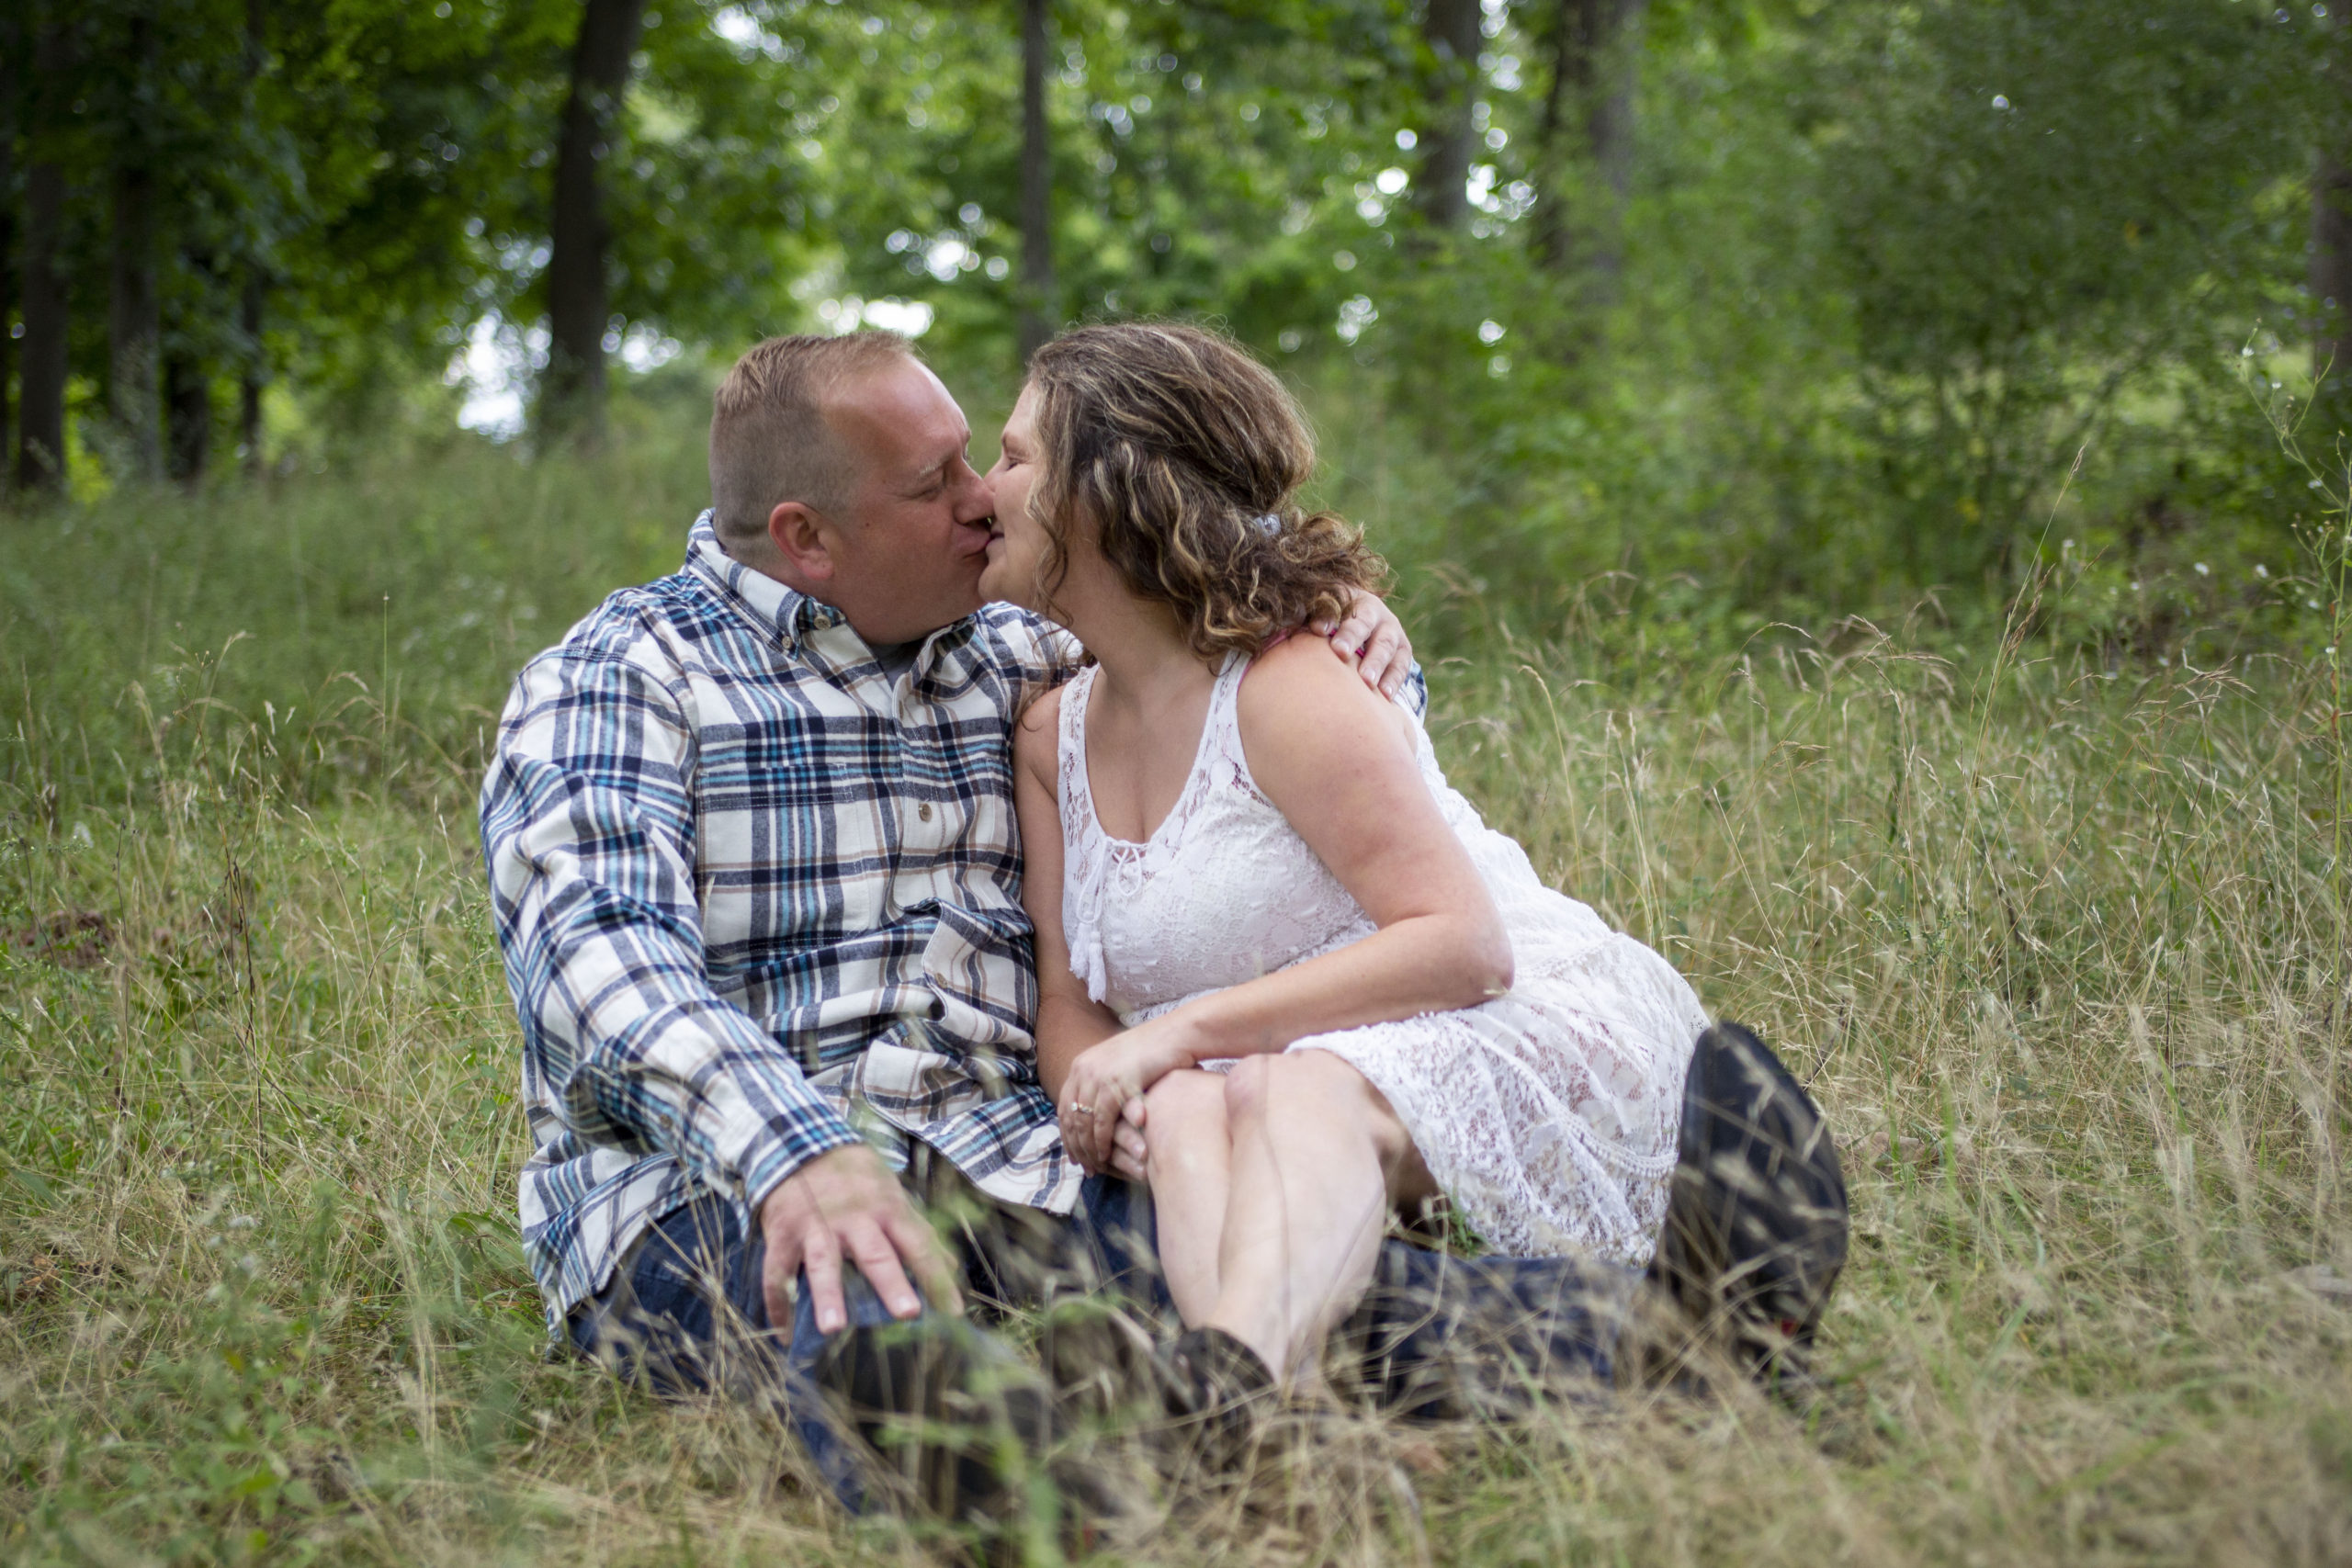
[485,653,861,1211]
[515,886,865,1204]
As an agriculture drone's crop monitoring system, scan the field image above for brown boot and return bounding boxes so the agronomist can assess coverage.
[1162,1325,1278,1474]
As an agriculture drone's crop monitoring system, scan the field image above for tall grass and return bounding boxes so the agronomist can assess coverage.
[1,417,2346,1565]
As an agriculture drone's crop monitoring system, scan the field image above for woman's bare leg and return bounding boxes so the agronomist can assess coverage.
[1140,1068,1235,1326]
[1202,1050,1434,1382]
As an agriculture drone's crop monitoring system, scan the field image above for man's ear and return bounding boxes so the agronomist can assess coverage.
[767,501,835,584]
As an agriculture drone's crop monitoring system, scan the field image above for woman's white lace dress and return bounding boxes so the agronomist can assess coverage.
[1056,653,1708,1265]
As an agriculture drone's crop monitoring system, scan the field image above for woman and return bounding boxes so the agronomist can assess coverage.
[982,322,1712,1398]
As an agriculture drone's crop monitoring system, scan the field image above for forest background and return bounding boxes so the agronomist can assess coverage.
[2,2,2350,1565]
[4,0,2350,620]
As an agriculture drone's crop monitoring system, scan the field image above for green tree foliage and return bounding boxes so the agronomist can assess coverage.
[1,0,2342,626]
[1820,0,2313,580]
[263,0,577,410]
[606,4,827,345]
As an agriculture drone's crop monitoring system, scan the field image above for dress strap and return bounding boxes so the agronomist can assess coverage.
[1055,666,1114,1005]
[1055,664,1096,819]
[1198,649,1256,784]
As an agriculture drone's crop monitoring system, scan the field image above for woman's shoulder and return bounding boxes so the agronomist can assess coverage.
[1241,629,1353,686]
[1238,634,1405,717]
[1234,635,1417,762]
[1012,678,1069,781]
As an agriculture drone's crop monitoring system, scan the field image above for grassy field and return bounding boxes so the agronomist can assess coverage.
[1,416,2347,1566]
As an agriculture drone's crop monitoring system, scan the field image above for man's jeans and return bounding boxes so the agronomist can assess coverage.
[568,1168,1638,1515]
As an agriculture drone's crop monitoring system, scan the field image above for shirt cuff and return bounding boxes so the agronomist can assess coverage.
[734,1097,865,1216]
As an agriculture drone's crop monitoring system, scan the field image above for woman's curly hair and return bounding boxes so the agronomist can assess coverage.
[1023,321,1387,661]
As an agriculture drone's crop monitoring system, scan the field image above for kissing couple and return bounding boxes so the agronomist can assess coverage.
[481,321,1849,1532]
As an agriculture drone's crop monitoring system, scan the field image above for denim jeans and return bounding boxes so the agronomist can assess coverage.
[566,1166,1170,1514]
[568,1168,1634,1515]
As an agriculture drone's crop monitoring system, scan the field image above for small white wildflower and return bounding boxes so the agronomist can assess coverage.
[2194,562,2210,576]
[2255,563,2270,578]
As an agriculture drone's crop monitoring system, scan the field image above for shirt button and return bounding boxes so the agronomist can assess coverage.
[918,803,933,822]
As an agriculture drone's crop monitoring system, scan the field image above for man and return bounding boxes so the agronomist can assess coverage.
[480,331,1848,1530]
[480,331,1418,1506]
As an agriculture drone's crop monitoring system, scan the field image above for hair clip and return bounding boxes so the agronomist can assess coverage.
[1255,513,1283,537]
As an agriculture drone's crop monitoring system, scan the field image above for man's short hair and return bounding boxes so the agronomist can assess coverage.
[708,332,917,553]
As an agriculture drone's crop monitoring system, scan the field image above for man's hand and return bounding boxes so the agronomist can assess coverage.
[1313,590,1413,699]
[1106,1100,1149,1183]
[756,1145,962,1336]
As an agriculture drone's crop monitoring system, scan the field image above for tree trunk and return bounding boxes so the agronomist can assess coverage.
[1532,0,1645,284]
[2315,3,2352,404]
[16,19,71,495]
[541,0,648,447]
[165,239,220,485]
[1589,0,1645,220]
[240,0,267,476]
[107,14,162,481]
[1017,0,1055,364]
[1589,0,1646,271]
[240,274,266,474]
[1413,0,1484,231]
[2316,153,2352,385]
[166,349,210,484]
[1531,0,1589,272]
[109,159,162,480]
[0,6,20,489]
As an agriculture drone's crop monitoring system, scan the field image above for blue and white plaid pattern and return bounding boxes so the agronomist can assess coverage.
[482,513,1086,1330]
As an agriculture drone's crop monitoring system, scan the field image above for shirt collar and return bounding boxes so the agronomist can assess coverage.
[684,510,846,652]
[681,511,979,674]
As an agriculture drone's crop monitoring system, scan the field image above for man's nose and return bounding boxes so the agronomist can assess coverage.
[950,463,994,525]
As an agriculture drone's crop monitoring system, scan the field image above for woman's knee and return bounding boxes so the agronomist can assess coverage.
[1221,1051,1351,1124]
[1219,1055,1280,1123]
[1231,1051,1416,1156]
[1146,1068,1227,1125]
[1142,1070,1228,1174]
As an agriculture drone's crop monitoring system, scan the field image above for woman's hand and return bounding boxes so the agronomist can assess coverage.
[1313,590,1414,699]
[1057,1015,1200,1176]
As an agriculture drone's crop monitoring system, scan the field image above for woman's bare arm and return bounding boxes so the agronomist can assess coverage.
[1152,636,1511,1061]
[1011,685,1125,1100]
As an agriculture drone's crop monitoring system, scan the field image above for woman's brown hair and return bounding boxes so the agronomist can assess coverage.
[1023,321,1387,661]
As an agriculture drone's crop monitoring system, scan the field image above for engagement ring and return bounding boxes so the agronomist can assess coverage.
[1070,1101,1092,1115]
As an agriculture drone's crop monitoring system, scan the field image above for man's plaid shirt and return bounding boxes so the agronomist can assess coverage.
[481,513,1086,1331]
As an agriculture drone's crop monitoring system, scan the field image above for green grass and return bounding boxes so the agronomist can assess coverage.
[2,415,2348,1565]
